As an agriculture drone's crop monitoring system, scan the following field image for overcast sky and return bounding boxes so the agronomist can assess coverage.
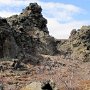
[0,0,90,39]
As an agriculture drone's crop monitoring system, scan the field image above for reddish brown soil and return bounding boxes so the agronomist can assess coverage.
[0,55,90,90]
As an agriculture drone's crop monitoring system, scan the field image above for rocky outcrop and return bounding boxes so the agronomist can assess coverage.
[7,3,57,57]
[0,3,57,60]
[56,39,71,56]
[57,26,90,61]
[69,26,90,61]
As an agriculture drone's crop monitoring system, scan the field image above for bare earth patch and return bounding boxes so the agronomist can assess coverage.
[0,55,90,90]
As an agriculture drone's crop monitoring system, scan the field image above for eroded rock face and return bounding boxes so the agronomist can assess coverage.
[0,18,19,58]
[7,3,57,57]
[69,26,90,61]
[0,3,57,63]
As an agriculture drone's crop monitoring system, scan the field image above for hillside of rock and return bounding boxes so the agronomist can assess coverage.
[7,3,57,57]
[0,3,57,61]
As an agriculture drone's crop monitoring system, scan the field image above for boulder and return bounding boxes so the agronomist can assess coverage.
[20,82,42,90]
[20,80,57,90]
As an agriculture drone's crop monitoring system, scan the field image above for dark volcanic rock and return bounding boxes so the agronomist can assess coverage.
[0,18,19,58]
[7,3,57,57]
[0,3,57,61]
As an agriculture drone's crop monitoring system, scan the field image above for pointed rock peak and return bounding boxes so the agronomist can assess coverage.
[21,3,42,17]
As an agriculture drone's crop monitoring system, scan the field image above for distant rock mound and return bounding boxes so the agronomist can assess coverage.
[57,26,90,61]
[69,26,90,61]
